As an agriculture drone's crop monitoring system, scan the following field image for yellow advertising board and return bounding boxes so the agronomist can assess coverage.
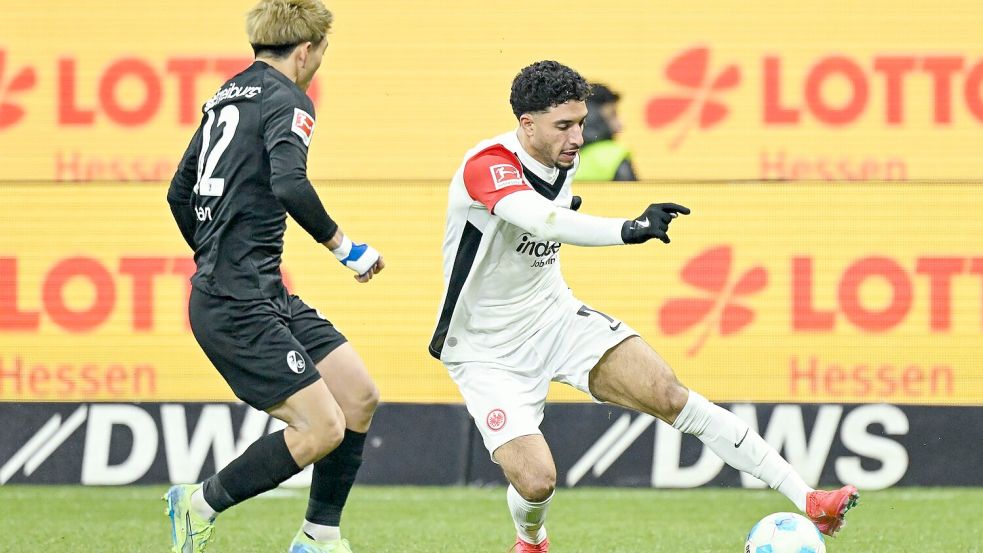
[3,1,983,181]
[1,181,981,405]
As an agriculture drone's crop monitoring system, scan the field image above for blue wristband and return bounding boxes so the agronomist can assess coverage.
[339,242,368,266]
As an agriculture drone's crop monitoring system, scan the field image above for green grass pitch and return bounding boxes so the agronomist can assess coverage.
[1,486,980,552]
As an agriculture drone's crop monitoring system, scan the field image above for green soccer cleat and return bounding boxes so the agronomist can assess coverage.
[288,530,354,553]
[163,484,217,553]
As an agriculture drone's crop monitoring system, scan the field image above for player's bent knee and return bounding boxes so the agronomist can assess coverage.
[361,383,381,415]
[318,416,346,456]
[299,422,344,465]
[667,382,690,415]
[299,406,346,461]
[647,380,690,424]
[342,383,380,431]
[514,470,556,502]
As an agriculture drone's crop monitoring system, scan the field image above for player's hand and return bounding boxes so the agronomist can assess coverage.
[621,203,690,244]
[336,241,382,280]
[354,255,385,283]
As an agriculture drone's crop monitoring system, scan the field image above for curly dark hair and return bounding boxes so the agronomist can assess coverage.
[509,60,591,119]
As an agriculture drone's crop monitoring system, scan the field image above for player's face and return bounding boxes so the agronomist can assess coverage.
[522,101,588,169]
[297,37,329,91]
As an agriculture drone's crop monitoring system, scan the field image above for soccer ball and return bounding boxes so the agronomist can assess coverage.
[745,512,826,553]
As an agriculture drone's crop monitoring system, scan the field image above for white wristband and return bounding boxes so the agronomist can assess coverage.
[331,235,353,261]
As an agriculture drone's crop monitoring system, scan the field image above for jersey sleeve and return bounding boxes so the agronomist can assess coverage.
[462,145,533,213]
[166,124,204,250]
[263,82,317,153]
[269,141,338,243]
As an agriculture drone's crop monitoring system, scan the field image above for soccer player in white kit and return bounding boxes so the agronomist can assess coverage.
[429,60,859,552]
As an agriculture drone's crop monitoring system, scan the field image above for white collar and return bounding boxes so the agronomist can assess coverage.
[507,129,562,184]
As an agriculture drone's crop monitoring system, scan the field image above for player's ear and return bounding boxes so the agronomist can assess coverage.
[518,113,535,137]
[297,41,312,67]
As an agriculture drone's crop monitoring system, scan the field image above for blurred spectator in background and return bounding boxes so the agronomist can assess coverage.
[577,82,638,181]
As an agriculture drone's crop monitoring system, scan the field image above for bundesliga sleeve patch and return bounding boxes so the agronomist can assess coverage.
[489,164,523,190]
[291,108,315,147]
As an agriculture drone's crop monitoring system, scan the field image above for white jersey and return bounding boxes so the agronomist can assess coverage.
[429,130,579,363]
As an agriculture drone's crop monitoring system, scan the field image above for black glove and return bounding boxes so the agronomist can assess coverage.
[570,195,582,212]
[621,203,691,244]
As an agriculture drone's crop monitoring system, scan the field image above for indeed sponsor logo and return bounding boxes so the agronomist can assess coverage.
[515,234,561,257]
[515,234,561,267]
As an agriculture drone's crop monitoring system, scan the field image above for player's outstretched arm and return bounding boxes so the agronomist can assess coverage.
[268,142,384,283]
[269,140,338,242]
[166,126,203,251]
[464,145,687,246]
[494,190,625,246]
[494,191,690,247]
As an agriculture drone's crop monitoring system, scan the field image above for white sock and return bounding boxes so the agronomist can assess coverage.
[507,484,552,545]
[672,390,814,512]
[190,486,217,520]
[302,521,341,543]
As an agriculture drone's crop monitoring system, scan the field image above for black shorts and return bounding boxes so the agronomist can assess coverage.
[189,287,347,411]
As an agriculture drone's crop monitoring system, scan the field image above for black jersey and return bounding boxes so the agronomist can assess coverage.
[167,61,336,300]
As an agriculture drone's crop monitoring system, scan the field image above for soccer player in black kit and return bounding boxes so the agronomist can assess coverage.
[163,2,381,552]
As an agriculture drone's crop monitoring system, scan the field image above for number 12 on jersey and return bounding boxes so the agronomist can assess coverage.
[194,105,240,197]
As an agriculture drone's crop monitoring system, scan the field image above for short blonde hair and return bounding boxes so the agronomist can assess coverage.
[247,0,333,52]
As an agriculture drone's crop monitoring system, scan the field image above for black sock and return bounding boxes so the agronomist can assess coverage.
[305,429,367,526]
[202,429,301,513]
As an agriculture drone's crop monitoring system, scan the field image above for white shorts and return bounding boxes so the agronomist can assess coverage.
[445,297,637,458]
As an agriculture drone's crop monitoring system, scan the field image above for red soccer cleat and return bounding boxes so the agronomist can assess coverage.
[509,536,549,552]
[806,485,860,536]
